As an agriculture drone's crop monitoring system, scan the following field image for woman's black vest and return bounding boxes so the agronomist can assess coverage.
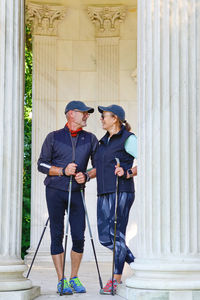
[95,126,135,195]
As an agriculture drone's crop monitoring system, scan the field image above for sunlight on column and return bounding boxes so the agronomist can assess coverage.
[126,223,137,246]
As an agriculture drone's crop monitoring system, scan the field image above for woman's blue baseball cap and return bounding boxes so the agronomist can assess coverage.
[98,104,125,122]
[65,101,94,114]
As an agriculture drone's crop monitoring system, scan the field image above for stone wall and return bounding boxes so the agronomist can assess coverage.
[25,0,138,263]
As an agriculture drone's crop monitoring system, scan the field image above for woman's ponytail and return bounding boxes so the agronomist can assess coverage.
[116,115,131,132]
[124,120,131,132]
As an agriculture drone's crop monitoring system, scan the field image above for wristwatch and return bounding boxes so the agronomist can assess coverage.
[62,167,66,176]
[127,169,133,178]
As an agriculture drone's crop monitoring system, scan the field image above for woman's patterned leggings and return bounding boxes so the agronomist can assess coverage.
[97,192,135,275]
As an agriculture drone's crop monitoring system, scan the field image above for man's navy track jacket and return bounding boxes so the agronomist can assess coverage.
[38,126,98,192]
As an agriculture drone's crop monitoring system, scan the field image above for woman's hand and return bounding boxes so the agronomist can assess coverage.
[115,166,124,177]
[75,172,86,184]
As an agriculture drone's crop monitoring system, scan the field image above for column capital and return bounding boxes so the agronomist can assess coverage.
[88,5,126,37]
[26,2,67,36]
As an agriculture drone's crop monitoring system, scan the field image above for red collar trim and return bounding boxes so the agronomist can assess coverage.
[66,122,82,137]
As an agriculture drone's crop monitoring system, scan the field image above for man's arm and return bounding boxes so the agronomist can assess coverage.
[38,133,77,177]
[38,132,54,175]
[49,164,78,176]
[87,168,96,179]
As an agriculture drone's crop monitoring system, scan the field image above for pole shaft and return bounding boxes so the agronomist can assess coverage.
[26,217,49,279]
[81,189,103,289]
[112,158,120,295]
[60,176,72,295]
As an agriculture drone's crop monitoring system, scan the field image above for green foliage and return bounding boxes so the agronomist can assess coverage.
[22,25,32,259]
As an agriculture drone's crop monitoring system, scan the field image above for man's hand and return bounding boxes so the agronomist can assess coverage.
[75,172,86,184]
[64,163,77,176]
[115,166,124,177]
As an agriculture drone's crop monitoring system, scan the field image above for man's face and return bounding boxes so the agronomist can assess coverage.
[72,109,90,127]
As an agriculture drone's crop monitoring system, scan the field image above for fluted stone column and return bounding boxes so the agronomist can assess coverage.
[96,37,119,103]
[25,3,66,265]
[0,0,40,299]
[88,6,127,260]
[121,1,200,299]
[88,6,126,104]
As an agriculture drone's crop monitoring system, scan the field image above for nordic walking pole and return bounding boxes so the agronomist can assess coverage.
[80,187,103,290]
[111,157,120,296]
[26,217,49,279]
[60,174,73,296]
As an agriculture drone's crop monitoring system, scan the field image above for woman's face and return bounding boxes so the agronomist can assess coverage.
[100,111,116,131]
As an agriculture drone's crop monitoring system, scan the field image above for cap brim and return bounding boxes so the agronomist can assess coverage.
[86,107,94,113]
[88,107,94,113]
[98,106,108,113]
[78,107,94,113]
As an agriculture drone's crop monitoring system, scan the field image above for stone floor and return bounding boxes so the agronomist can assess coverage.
[27,261,133,300]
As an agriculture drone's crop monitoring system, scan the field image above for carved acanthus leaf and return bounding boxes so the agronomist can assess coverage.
[26,3,67,36]
[88,6,126,37]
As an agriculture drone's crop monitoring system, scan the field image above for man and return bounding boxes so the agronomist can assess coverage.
[38,101,98,295]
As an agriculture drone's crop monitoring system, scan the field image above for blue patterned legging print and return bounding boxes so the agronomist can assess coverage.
[97,192,135,275]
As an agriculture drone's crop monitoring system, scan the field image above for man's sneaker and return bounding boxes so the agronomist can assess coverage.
[69,277,86,293]
[100,279,118,295]
[57,278,73,295]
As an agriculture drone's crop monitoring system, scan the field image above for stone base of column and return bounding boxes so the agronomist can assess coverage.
[0,286,40,300]
[127,259,200,290]
[117,259,200,300]
[117,285,200,300]
[0,263,32,291]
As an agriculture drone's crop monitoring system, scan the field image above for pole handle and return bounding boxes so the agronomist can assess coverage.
[115,157,120,168]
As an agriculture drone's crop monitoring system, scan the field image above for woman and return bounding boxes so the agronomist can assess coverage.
[95,104,137,295]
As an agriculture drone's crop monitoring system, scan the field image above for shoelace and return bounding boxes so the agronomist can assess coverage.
[72,278,82,287]
[58,279,70,287]
[104,279,117,289]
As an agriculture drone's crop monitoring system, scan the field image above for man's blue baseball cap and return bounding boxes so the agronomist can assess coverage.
[65,101,94,114]
[98,104,125,122]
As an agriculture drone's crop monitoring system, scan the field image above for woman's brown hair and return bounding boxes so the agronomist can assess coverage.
[115,116,131,132]
[123,120,131,132]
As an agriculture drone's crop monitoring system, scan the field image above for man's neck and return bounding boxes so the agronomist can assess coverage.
[67,121,81,131]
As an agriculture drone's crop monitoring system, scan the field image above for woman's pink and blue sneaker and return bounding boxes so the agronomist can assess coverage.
[100,279,118,295]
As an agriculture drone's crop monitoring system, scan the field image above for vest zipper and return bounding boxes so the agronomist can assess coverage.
[68,131,79,191]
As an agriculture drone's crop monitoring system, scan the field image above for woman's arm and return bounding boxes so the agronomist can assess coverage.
[124,134,138,179]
